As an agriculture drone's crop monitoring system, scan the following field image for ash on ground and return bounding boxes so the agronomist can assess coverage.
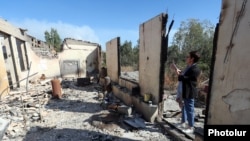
[0,78,172,141]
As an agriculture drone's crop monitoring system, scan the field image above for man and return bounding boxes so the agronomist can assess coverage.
[175,51,201,134]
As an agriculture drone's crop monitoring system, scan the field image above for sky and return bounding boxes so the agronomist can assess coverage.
[0,0,222,50]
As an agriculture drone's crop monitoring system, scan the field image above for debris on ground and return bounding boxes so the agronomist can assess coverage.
[0,78,172,141]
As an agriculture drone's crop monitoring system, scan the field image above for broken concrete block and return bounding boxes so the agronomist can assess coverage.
[117,105,132,116]
[0,117,10,140]
[163,98,180,112]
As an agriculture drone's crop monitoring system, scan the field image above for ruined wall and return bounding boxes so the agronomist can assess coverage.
[0,19,28,89]
[207,0,250,124]
[60,43,99,78]
[0,36,9,98]
[0,19,26,41]
[1,18,100,89]
[139,13,167,104]
[18,42,60,85]
[106,37,120,83]
[108,14,167,122]
[20,40,100,80]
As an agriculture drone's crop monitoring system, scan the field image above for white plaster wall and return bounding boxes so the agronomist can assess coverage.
[18,42,99,86]
[60,44,99,77]
[19,43,60,86]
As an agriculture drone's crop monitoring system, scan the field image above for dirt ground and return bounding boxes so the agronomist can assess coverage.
[0,78,173,141]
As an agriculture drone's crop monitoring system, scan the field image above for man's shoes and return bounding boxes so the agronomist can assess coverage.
[182,127,194,134]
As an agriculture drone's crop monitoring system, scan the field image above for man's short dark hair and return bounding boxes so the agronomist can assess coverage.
[189,51,200,63]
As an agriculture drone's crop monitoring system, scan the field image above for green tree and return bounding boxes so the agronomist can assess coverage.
[101,51,106,67]
[170,19,215,77]
[132,39,139,70]
[166,44,186,71]
[120,40,133,66]
[119,40,139,70]
[44,28,62,52]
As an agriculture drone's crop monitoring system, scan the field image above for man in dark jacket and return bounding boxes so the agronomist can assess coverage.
[176,51,201,134]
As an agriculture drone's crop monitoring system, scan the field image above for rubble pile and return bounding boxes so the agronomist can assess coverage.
[0,78,172,141]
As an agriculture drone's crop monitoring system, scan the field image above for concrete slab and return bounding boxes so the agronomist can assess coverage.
[139,13,167,104]
[117,105,132,116]
[106,37,120,83]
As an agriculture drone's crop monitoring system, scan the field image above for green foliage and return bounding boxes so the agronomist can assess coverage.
[44,28,62,52]
[120,40,139,70]
[131,40,139,70]
[120,40,132,66]
[101,51,106,67]
[167,19,215,77]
